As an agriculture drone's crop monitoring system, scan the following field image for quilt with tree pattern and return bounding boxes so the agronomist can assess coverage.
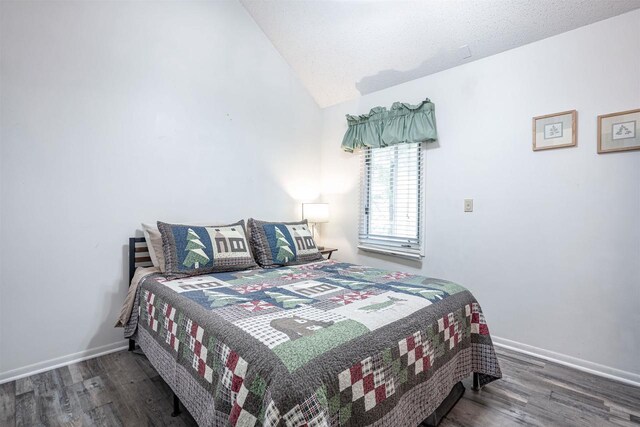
[127,259,501,426]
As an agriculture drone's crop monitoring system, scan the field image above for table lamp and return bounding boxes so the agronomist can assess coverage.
[302,203,329,250]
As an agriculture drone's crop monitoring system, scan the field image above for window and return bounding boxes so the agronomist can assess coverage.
[359,142,424,259]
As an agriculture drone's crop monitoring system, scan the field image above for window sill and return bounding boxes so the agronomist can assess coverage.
[357,245,423,261]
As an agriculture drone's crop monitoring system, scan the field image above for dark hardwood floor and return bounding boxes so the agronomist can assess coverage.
[1,346,639,426]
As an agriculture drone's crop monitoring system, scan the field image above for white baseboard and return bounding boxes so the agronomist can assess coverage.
[0,340,128,385]
[492,335,640,388]
[1,336,639,389]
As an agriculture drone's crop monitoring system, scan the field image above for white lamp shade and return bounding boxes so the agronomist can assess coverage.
[302,203,330,223]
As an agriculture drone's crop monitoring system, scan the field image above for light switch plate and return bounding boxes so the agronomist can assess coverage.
[464,199,473,212]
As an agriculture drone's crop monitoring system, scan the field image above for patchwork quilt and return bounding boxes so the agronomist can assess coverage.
[126,260,501,426]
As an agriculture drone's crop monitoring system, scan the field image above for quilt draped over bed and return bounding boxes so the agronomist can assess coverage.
[125,260,501,426]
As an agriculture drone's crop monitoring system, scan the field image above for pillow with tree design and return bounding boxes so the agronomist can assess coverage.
[247,218,323,268]
[158,220,257,276]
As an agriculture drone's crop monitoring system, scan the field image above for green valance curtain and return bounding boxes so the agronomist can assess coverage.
[341,99,437,152]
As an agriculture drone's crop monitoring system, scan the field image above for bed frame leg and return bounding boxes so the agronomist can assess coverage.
[128,339,135,351]
[171,393,181,417]
[472,372,480,391]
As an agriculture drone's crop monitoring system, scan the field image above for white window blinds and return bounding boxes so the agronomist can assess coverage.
[358,142,424,260]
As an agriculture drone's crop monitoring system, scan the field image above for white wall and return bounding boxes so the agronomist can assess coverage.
[320,10,640,379]
[1,1,638,385]
[0,0,322,379]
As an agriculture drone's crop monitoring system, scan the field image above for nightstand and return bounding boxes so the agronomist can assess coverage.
[319,248,338,259]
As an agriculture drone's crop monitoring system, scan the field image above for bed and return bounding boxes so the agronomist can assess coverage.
[123,237,501,426]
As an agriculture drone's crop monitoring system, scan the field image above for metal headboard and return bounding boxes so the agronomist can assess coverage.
[128,237,153,283]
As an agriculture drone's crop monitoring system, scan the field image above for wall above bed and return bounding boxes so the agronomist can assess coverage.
[0,0,322,381]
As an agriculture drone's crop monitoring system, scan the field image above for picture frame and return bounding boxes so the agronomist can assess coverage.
[532,110,577,151]
[597,108,640,154]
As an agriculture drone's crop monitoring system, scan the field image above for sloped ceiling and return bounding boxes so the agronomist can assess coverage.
[241,0,640,107]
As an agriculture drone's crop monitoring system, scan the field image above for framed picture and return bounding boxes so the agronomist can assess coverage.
[598,109,640,153]
[532,110,577,151]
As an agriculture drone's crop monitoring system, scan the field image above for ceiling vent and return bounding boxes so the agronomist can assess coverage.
[458,45,472,60]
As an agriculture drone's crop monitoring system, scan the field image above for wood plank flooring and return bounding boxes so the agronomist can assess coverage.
[1,346,638,426]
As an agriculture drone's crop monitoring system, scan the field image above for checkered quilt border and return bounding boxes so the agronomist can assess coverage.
[139,290,500,427]
[142,290,258,426]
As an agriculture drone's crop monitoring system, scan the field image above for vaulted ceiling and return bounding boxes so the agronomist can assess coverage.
[241,0,640,107]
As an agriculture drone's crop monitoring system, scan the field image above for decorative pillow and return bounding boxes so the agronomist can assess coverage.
[248,218,323,268]
[142,220,226,272]
[158,220,257,275]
